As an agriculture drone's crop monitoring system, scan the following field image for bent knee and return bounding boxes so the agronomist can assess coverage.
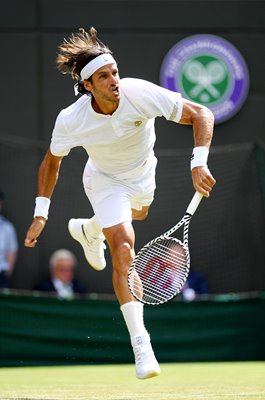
[112,241,134,268]
[132,206,149,221]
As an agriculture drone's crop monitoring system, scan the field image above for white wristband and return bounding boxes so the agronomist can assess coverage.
[33,197,51,220]
[190,146,209,170]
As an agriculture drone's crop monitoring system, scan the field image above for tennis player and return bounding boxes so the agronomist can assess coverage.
[24,27,216,379]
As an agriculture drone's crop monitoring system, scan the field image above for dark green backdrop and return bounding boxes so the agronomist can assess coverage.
[0,293,264,366]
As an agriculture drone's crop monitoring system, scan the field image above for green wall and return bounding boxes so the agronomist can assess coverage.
[0,293,264,366]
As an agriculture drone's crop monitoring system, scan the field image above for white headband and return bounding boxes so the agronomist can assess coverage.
[80,53,116,80]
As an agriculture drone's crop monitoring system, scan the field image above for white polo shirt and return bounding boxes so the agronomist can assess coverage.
[50,78,183,176]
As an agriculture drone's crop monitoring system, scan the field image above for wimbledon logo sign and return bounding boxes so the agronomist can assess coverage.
[160,34,249,124]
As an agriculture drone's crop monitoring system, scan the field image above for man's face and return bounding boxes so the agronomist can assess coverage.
[52,258,74,284]
[84,63,120,104]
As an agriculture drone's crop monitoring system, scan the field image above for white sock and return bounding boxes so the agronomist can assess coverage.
[84,215,102,237]
[120,301,148,344]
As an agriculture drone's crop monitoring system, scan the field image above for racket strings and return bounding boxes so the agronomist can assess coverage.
[128,237,189,305]
[132,269,187,297]
[131,275,185,302]
[129,283,187,304]
[137,242,187,268]
[129,274,187,304]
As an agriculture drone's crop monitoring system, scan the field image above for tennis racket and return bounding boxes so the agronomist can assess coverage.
[128,191,203,305]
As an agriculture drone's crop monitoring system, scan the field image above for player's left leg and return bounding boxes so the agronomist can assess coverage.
[131,205,150,221]
[68,216,106,270]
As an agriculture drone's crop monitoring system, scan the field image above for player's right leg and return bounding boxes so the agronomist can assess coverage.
[77,163,160,378]
[103,222,160,379]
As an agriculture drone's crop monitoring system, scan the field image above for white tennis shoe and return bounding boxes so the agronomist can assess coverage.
[68,218,106,271]
[132,334,160,379]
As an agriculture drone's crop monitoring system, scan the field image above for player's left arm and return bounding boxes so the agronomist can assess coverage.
[178,99,216,197]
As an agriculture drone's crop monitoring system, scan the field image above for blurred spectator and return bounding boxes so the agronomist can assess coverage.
[35,249,87,299]
[182,270,209,301]
[0,190,18,288]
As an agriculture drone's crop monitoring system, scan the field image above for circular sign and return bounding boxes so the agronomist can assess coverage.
[160,34,249,124]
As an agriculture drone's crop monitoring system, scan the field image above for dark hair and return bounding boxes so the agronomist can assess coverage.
[56,27,112,95]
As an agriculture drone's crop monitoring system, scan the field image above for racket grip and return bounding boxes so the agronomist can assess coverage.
[186,192,203,215]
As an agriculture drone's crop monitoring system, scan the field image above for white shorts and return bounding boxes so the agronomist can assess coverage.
[83,155,157,228]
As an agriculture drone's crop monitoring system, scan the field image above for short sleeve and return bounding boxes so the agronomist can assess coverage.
[50,112,72,157]
[121,79,183,122]
[142,80,183,122]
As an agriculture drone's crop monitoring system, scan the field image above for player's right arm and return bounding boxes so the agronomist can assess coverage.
[24,147,63,248]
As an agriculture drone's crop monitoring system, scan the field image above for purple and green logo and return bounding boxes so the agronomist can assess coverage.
[160,34,249,124]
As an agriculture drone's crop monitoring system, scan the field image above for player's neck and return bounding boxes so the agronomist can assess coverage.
[91,97,119,115]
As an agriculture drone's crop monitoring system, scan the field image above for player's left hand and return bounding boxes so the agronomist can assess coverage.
[192,166,216,197]
[24,217,46,247]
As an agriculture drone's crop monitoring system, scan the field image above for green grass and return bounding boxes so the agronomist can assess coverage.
[0,362,264,400]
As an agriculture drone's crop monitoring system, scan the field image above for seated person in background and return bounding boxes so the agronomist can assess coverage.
[35,249,87,299]
[182,269,209,301]
[0,190,18,289]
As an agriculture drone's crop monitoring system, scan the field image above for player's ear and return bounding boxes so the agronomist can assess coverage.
[83,79,93,91]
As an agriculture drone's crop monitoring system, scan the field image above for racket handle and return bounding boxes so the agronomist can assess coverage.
[186,191,203,215]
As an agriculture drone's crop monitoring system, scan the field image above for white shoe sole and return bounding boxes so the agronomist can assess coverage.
[68,219,106,271]
[137,369,160,380]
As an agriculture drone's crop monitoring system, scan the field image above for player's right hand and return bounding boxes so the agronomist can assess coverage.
[191,166,216,198]
[24,217,46,248]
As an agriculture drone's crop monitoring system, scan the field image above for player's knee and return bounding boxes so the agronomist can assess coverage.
[116,241,134,262]
[132,207,149,221]
[112,241,134,270]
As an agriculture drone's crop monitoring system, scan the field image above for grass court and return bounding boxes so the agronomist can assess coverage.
[0,362,264,400]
